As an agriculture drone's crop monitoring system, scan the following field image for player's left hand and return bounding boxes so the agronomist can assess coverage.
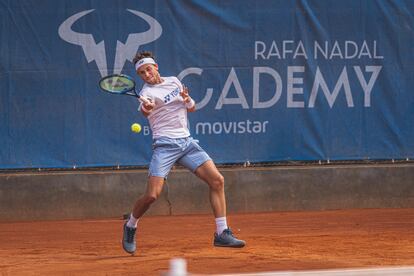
[180,85,191,103]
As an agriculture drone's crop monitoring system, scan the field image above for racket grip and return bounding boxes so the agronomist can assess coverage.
[139,96,151,105]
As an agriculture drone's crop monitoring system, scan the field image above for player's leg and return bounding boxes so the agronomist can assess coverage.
[122,137,180,254]
[131,176,165,222]
[194,160,226,218]
[122,176,165,254]
[127,137,179,225]
[194,161,245,248]
[178,139,245,248]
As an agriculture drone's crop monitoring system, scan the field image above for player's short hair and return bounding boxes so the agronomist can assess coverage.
[133,51,156,65]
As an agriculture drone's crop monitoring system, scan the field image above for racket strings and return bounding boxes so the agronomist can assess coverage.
[100,75,135,93]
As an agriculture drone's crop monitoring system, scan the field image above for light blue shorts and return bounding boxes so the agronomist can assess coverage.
[149,136,212,178]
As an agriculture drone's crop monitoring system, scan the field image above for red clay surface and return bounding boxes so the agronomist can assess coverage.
[0,208,413,275]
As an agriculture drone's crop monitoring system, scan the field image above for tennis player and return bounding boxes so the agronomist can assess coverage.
[122,51,245,254]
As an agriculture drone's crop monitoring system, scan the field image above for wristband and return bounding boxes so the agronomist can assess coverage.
[185,98,195,109]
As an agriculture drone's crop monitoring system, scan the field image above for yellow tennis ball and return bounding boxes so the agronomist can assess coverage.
[131,123,141,133]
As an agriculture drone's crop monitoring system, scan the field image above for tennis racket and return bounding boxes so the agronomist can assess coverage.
[99,74,150,104]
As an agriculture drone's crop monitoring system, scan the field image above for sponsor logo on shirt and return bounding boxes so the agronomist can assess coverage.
[164,87,180,103]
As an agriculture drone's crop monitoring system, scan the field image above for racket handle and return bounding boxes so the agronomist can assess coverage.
[139,96,151,105]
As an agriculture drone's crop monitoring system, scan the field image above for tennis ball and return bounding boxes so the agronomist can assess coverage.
[131,123,142,133]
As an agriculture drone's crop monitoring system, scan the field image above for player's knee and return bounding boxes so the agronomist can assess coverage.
[209,174,224,191]
[143,194,158,205]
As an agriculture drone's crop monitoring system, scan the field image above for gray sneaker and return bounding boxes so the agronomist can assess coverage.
[214,228,246,248]
[122,222,137,254]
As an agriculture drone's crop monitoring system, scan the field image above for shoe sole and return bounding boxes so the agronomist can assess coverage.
[122,242,136,255]
[214,243,245,248]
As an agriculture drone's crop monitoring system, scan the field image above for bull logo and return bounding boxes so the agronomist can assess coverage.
[58,9,162,77]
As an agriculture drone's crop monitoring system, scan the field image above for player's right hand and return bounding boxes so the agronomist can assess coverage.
[143,101,155,111]
[140,96,155,114]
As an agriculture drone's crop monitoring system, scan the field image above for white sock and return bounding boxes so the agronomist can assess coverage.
[126,213,139,228]
[215,217,228,235]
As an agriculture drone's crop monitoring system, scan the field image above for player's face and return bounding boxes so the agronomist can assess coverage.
[136,64,160,85]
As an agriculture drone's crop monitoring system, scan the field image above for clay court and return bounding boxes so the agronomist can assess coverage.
[0,208,413,275]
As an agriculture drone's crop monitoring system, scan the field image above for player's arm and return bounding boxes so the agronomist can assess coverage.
[180,85,196,112]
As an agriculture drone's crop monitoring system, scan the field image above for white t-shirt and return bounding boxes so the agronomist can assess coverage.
[139,77,190,139]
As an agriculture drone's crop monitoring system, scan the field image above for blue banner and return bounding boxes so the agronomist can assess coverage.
[1,0,414,169]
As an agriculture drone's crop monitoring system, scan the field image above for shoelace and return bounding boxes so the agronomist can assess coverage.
[126,227,136,243]
[222,228,233,236]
